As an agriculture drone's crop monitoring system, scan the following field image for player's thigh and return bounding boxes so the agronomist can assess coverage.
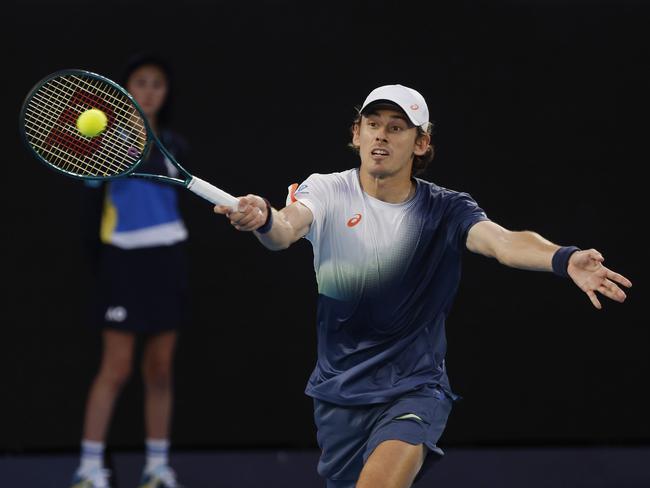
[357,439,426,488]
[142,331,178,378]
[99,329,136,378]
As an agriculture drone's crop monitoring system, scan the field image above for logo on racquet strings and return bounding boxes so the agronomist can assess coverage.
[44,89,116,158]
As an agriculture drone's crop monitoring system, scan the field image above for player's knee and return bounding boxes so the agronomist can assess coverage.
[98,362,132,389]
[357,441,424,488]
[142,360,173,390]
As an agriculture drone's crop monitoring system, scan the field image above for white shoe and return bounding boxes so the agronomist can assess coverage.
[70,467,111,488]
[138,464,184,488]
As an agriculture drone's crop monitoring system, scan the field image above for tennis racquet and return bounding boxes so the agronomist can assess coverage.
[19,69,240,209]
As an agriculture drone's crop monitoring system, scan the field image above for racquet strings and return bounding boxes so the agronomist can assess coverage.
[23,73,148,177]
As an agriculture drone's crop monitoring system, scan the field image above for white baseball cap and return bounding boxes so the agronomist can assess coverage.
[360,84,429,128]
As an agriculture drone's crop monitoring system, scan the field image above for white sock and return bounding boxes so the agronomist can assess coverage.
[79,439,104,474]
[145,438,170,473]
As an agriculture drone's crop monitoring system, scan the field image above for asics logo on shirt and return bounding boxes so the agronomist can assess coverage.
[347,213,362,227]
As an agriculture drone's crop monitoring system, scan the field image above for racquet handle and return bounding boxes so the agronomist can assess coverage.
[187,176,240,209]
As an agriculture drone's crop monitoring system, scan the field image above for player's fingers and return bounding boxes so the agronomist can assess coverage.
[246,212,267,232]
[586,290,602,309]
[228,206,264,226]
[231,198,243,213]
[237,207,264,228]
[607,270,632,288]
[214,205,230,215]
[588,249,604,262]
[230,200,262,222]
[235,195,257,213]
[599,280,627,302]
[231,220,252,231]
[228,209,248,225]
[246,194,265,208]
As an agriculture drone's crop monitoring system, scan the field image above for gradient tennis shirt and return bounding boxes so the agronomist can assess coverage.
[293,168,489,406]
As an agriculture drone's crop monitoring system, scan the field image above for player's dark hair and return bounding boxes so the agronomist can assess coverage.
[348,105,435,176]
[120,52,174,128]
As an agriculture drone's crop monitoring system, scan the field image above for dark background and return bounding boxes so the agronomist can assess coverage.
[3,0,647,452]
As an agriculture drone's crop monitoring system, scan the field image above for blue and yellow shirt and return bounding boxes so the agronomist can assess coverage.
[89,130,188,249]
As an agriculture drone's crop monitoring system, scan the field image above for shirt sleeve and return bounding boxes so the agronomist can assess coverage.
[446,191,489,251]
[292,173,332,244]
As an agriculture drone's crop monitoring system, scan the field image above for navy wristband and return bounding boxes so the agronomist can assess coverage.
[256,198,273,234]
[552,246,580,278]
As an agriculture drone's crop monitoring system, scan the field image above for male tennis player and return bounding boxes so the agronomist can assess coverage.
[214,84,632,488]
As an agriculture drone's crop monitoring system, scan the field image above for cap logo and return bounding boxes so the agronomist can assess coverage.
[410,104,419,111]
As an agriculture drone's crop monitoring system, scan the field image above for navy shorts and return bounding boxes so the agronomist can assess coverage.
[90,243,189,333]
[313,384,453,488]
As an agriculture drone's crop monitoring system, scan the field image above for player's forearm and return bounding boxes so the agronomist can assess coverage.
[253,208,299,251]
[496,230,560,271]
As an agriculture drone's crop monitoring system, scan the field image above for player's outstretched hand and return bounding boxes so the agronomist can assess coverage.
[214,194,268,232]
[568,249,632,309]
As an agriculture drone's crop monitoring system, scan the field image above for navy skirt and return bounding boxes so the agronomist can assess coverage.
[90,243,189,333]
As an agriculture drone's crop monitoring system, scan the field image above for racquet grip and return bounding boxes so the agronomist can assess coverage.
[187,176,240,209]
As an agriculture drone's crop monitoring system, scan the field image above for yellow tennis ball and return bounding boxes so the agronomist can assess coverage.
[76,108,108,137]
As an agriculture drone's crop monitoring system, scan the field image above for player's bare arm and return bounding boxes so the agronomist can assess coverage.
[214,196,314,250]
[466,220,632,309]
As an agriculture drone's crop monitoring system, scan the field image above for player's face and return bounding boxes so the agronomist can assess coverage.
[126,65,168,121]
[353,109,430,179]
